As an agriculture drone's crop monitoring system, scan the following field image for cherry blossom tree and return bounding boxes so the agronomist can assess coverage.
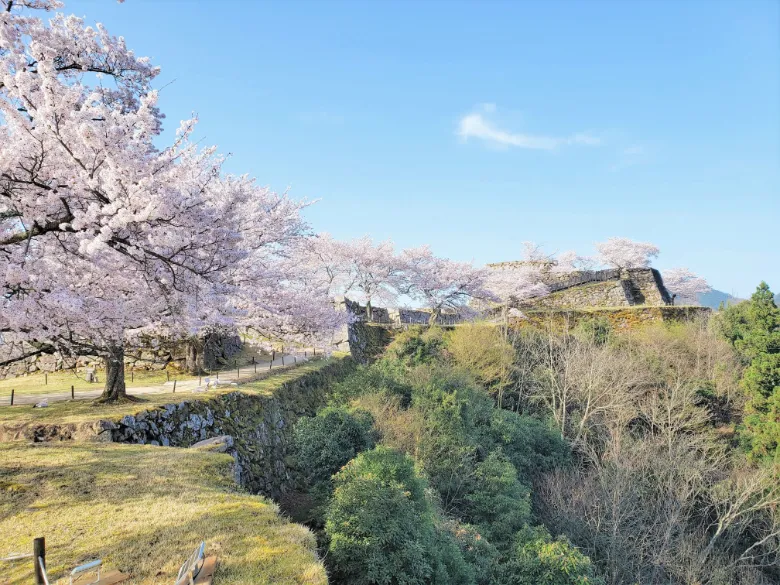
[553,250,598,273]
[291,233,350,299]
[595,237,660,269]
[661,268,711,305]
[338,237,402,321]
[400,246,495,324]
[0,0,340,400]
[294,234,403,322]
[484,263,550,306]
[482,241,552,305]
[521,240,553,263]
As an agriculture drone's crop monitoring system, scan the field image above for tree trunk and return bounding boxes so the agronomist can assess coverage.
[98,345,128,402]
[185,340,204,375]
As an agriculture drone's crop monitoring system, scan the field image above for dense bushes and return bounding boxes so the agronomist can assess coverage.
[447,323,514,393]
[292,316,778,585]
[495,526,604,585]
[462,451,530,546]
[324,447,474,585]
[293,406,377,487]
[515,313,779,584]
[291,406,377,523]
[295,326,574,584]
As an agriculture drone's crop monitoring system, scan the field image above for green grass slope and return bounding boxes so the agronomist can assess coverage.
[0,442,327,585]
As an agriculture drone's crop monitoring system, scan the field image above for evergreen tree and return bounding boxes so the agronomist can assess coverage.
[719,282,780,461]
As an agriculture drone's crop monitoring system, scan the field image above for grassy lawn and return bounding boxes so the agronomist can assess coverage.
[0,442,327,585]
[0,359,332,426]
[0,345,328,401]
[0,368,197,400]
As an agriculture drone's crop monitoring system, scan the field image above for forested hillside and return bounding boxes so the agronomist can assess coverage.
[288,283,780,585]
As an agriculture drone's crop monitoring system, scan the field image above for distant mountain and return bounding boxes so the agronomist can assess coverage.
[697,289,743,310]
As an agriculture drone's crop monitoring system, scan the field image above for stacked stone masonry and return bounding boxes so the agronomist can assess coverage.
[486,263,673,309]
[0,331,242,380]
[0,359,353,499]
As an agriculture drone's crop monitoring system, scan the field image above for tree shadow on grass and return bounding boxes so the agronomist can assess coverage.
[3,489,321,585]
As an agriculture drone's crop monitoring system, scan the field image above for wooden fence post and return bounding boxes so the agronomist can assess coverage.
[173,380,177,393]
[33,537,45,585]
[44,373,47,385]
[10,389,14,406]
[71,385,74,400]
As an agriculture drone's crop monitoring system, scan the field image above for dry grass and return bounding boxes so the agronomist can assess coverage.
[0,442,327,585]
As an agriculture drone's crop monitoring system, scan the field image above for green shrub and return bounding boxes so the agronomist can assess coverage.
[325,446,471,585]
[496,526,604,585]
[446,323,514,392]
[292,406,377,511]
[385,326,446,366]
[329,361,413,406]
[574,317,612,345]
[430,527,477,585]
[718,282,780,461]
[408,368,489,513]
[464,451,531,547]
[482,409,571,485]
[447,522,500,585]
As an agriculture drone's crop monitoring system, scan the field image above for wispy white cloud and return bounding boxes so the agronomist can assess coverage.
[457,109,601,151]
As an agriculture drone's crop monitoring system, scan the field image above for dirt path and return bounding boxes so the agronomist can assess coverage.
[6,354,307,406]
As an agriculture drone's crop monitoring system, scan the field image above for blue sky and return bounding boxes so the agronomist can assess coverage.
[66,0,779,297]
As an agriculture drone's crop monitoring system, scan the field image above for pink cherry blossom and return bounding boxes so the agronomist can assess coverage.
[0,1,340,400]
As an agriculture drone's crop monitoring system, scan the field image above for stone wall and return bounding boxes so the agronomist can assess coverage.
[347,322,395,365]
[337,298,457,363]
[523,280,633,309]
[0,332,242,380]
[517,306,711,332]
[337,297,459,327]
[491,266,675,309]
[0,358,355,499]
[108,359,353,498]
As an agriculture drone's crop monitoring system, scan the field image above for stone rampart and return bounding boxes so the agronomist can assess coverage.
[0,331,242,380]
[0,358,354,499]
[516,306,711,331]
[487,263,673,309]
